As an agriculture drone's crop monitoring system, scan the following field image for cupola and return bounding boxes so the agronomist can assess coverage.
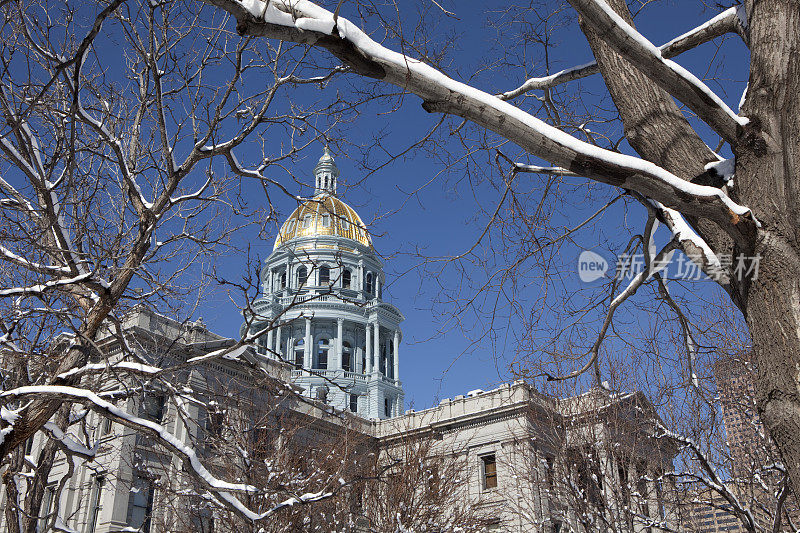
[314,146,339,195]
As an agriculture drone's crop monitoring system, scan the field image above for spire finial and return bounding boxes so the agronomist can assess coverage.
[314,145,339,195]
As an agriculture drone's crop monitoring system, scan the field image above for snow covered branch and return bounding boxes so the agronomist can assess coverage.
[499,6,746,100]
[1,385,269,520]
[208,0,756,245]
[566,0,746,144]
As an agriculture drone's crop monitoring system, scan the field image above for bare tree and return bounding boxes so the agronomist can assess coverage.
[363,435,499,532]
[203,0,800,499]
[0,0,372,528]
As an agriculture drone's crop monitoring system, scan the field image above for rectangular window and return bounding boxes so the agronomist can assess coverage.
[321,214,330,227]
[140,395,165,423]
[86,474,105,533]
[545,456,555,489]
[482,454,498,490]
[191,507,214,533]
[38,482,57,531]
[384,398,390,417]
[126,474,155,533]
[349,394,358,413]
[99,417,113,436]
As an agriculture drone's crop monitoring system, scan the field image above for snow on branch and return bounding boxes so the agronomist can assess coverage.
[42,422,97,460]
[2,384,336,521]
[631,193,730,287]
[207,0,756,245]
[0,273,94,298]
[566,0,746,144]
[654,421,758,531]
[548,229,677,383]
[499,6,745,99]
[1,385,264,518]
[70,99,153,213]
[0,245,72,277]
[55,361,162,381]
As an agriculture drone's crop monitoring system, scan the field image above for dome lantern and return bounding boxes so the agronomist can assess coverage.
[314,146,339,195]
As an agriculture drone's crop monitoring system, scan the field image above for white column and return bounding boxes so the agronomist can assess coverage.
[266,327,274,355]
[393,330,400,382]
[304,318,312,368]
[373,322,380,373]
[336,318,344,371]
[365,322,372,373]
[275,325,282,357]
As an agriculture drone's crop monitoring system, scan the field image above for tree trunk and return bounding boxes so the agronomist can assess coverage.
[737,0,800,497]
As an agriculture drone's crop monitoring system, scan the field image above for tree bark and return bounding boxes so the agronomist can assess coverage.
[736,0,800,498]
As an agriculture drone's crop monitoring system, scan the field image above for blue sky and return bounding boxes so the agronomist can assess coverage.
[190,0,750,410]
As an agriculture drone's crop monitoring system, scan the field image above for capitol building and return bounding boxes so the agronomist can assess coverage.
[242,147,404,420]
[0,149,680,533]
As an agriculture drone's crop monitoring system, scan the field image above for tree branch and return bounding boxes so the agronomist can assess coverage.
[204,0,756,246]
[567,0,745,144]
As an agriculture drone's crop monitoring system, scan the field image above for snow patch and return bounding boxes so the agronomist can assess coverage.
[705,158,735,183]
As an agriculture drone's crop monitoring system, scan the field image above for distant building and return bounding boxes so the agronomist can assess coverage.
[714,353,770,478]
[680,484,768,533]
[708,353,800,531]
[0,149,679,532]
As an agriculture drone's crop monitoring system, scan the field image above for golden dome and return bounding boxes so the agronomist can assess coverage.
[274,194,372,249]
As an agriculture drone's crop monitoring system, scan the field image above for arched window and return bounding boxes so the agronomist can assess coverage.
[342,269,351,288]
[316,338,329,370]
[293,338,304,367]
[319,266,330,285]
[297,266,307,287]
[365,272,373,294]
[342,342,352,372]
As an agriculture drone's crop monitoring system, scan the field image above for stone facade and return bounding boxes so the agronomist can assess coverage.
[0,307,678,533]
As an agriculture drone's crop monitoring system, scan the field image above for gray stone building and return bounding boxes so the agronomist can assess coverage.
[0,149,679,532]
